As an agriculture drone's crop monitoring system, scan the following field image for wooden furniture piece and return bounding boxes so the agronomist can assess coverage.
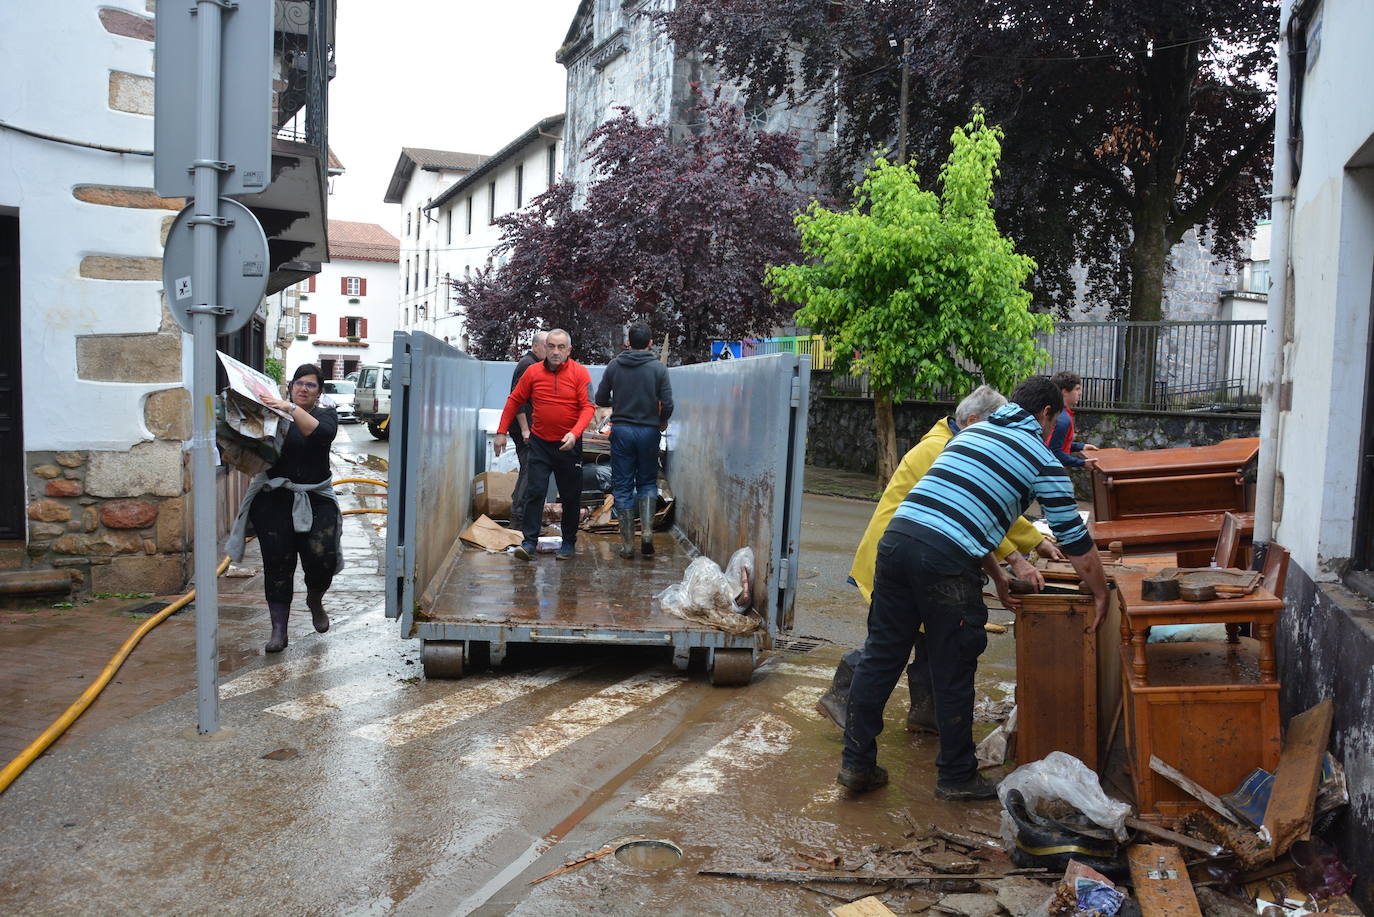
[1015,585,1122,771]
[1087,438,1259,522]
[1091,513,1255,574]
[1115,571,1284,819]
[1211,512,1242,568]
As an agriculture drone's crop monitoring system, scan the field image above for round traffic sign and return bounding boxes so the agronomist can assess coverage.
[162,197,269,335]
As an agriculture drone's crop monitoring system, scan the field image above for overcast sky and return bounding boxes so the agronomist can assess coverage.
[326,0,578,233]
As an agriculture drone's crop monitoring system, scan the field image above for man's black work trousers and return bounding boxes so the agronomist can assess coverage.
[842,527,988,785]
[519,433,583,547]
[510,431,531,527]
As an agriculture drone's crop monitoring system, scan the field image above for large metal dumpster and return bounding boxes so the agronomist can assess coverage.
[383,332,809,685]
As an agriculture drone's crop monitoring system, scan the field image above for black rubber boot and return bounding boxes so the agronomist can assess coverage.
[816,655,856,730]
[638,495,655,556]
[906,662,939,734]
[618,510,636,559]
[265,602,290,653]
[306,591,330,633]
[837,763,889,792]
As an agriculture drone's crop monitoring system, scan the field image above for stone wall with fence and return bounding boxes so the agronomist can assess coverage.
[807,371,1260,488]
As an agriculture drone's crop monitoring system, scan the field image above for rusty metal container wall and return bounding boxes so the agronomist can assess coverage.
[385,332,483,632]
[660,354,809,633]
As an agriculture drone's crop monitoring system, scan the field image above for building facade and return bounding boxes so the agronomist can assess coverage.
[419,115,565,348]
[284,220,399,376]
[0,2,335,595]
[382,148,487,349]
[1266,0,1374,904]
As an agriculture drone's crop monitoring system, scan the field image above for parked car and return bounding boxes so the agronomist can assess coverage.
[355,363,392,439]
[344,370,360,385]
[323,379,358,423]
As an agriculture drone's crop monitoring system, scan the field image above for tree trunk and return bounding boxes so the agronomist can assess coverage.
[874,389,899,487]
[1122,203,1170,406]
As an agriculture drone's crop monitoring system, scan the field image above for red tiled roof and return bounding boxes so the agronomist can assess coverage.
[402,148,490,171]
[327,220,399,263]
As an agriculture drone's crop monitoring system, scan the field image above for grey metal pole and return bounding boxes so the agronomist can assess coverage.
[191,0,225,734]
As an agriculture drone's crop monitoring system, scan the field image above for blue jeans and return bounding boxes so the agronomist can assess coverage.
[609,423,659,515]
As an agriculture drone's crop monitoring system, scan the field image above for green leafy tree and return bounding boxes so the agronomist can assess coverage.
[264,355,285,384]
[768,111,1049,483]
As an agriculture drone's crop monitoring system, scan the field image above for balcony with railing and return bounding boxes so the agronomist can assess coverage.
[230,0,337,295]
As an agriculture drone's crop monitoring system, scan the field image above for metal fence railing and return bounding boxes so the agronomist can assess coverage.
[716,319,1265,412]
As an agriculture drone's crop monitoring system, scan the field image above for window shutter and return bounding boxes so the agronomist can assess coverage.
[339,317,348,337]
[305,275,315,293]
[359,278,368,296]
[340,277,348,295]
[360,318,369,339]
[307,313,316,334]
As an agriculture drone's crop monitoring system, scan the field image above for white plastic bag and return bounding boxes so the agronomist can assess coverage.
[997,751,1131,842]
[657,547,758,635]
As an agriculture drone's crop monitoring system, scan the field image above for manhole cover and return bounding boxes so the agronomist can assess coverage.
[614,840,682,869]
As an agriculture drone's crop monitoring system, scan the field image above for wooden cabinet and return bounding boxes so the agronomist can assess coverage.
[1121,642,1281,819]
[1088,438,1259,522]
[1015,588,1122,771]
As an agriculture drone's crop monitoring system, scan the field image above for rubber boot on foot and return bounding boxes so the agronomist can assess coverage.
[837,763,889,792]
[935,773,1000,801]
[306,591,330,633]
[638,495,655,555]
[815,655,856,730]
[618,512,636,559]
[265,602,290,653]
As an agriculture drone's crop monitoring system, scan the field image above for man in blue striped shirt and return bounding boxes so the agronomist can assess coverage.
[839,376,1111,800]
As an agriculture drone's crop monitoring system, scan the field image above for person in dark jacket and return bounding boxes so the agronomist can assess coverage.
[1046,370,1098,467]
[594,323,674,558]
[508,331,548,528]
[248,363,342,653]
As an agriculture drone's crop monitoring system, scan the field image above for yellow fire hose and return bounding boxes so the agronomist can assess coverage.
[0,483,387,796]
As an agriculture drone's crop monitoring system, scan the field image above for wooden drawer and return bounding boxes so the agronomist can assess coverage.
[1014,588,1121,771]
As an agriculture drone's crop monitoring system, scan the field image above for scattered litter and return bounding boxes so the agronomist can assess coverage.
[1290,837,1354,900]
[977,706,1016,768]
[224,565,256,578]
[458,515,524,553]
[1262,700,1334,857]
[937,893,1002,917]
[999,752,1132,843]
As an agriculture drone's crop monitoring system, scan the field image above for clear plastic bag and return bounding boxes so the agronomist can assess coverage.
[997,751,1131,842]
[657,547,758,635]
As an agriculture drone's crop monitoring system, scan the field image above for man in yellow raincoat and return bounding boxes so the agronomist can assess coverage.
[817,385,1065,730]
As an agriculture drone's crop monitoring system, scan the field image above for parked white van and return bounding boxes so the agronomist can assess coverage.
[355,363,392,439]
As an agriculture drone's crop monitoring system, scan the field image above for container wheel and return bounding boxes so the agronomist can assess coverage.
[708,648,754,686]
[368,420,389,440]
[422,641,464,679]
[466,640,491,670]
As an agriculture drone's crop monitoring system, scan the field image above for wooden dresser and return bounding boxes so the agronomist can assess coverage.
[1087,438,1259,522]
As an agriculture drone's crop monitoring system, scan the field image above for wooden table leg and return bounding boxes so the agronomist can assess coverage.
[1225,623,1241,644]
[1257,620,1276,683]
[1132,631,1149,686]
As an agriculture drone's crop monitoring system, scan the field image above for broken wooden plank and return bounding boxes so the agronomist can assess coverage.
[1128,844,1203,917]
[1124,817,1224,856]
[1150,755,1241,824]
[528,844,615,885]
[1262,699,1334,857]
[700,867,1051,884]
[830,896,901,917]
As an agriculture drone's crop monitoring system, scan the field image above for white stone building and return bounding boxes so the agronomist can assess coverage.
[1264,0,1374,902]
[283,220,399,377]
[420,115,565,348]
[382,148,488,347]
[0,2,336,595]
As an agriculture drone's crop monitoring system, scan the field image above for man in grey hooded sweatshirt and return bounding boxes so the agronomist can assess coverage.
[594,323,674,558]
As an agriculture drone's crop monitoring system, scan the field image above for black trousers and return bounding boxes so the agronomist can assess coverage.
[842,528,988,784]
[510,431,531,525]
[519,434,583,546]
[249,489,340,605]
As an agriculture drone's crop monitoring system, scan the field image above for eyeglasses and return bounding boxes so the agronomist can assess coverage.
[293,380,319,390]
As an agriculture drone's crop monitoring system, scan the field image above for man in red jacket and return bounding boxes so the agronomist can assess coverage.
[494,329,595,560]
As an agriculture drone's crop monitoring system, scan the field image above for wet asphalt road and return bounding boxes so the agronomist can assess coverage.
[0,440,1020,916]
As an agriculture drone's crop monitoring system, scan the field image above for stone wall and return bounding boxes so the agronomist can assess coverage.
[806,370,1259,475]
[25,446,189,596]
